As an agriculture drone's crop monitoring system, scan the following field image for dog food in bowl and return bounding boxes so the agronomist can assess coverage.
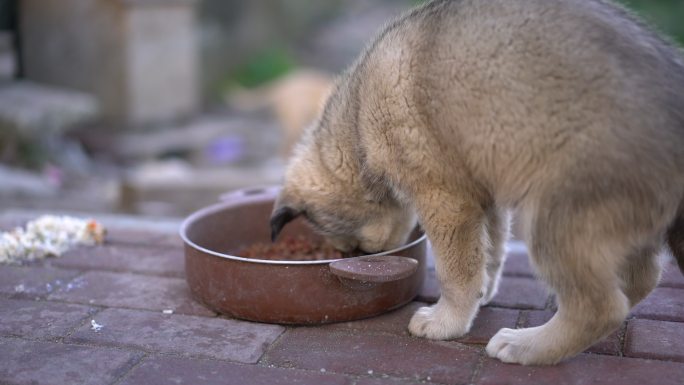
[236,236,356,261]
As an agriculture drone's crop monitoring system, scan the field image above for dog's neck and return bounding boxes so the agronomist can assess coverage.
[311,96,396,205]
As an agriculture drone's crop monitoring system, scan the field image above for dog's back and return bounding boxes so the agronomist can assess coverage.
[358,0,684,203]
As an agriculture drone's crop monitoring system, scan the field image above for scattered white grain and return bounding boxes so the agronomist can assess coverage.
[90,319,103,332]
[66,277,86,291]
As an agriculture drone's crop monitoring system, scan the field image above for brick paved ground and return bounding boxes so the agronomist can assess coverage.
[1,214,683,385]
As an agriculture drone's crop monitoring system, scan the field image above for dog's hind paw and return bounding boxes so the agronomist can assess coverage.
[486,327,564,365]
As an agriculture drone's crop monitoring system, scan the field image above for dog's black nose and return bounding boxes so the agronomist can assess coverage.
[269,206,300,241]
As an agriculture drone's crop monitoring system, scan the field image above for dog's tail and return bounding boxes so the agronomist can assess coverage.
[667,204,684,275]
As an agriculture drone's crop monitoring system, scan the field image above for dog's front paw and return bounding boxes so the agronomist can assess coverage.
[408,302,471,340]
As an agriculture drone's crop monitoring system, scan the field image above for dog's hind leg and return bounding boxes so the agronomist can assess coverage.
[619,244,662,307]
[667,208,684,275]
[486,198,631,365]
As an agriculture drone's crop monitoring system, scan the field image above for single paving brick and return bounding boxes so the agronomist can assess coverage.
[0,265,80,297]
[476,354,684,385]
[631,287,684,322]
[262,328,481,384]
[488,277,548,310]
[324,302,518,346]
[118,356,349,385]
[417,268,439,303]
[48,271,215,316]
[417,241,538,303]
[503,247,536,278]
[659,260,684,289]
[0,216,26,231]
[457,307,520,345]
[153,234,183,248]
[0,337,142,385]
[0,298,95,339]
[522,310,622,355]
[105,228,183,248]
[322,302,425,336]
[53,244,185,277]
[624,318,684,362]
[67,308,284,363]
[355,377,440,385]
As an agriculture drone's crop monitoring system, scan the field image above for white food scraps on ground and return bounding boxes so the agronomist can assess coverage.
[0,215,105,264]
[90,319,103,332]
[162,309,174,314]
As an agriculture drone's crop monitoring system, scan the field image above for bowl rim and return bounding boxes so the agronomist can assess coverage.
[179,198,427,266]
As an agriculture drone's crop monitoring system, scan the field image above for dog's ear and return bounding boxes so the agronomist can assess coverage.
[270,205,302,241]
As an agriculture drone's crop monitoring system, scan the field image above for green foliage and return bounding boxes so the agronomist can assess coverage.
[226,47,296,89]
[0,131,48,169]
[618,0,684,45]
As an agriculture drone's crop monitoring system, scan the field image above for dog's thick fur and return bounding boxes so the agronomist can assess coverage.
[271,0,684,365]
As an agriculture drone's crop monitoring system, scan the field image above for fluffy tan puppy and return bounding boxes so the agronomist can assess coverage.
[270,0,684,365]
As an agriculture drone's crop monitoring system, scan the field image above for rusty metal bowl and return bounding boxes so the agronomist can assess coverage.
[180,186,427,325]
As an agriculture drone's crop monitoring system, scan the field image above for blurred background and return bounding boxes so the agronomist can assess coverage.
[0,0,682,218]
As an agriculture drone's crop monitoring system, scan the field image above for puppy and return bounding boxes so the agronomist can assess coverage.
[270,0,684,365]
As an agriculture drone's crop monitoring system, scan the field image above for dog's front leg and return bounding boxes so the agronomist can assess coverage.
[409,188,488,340]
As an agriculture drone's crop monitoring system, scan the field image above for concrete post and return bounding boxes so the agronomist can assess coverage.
[20,0,199,127]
